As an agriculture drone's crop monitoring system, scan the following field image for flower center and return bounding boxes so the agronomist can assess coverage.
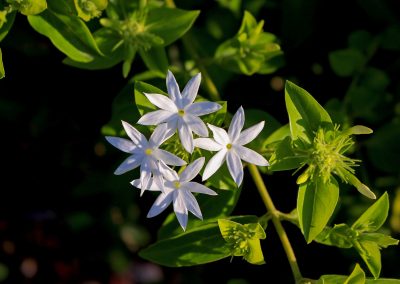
[145,148,152,155]
[226,143,232,150]
[173,181,181,189]
[178,109,185,116]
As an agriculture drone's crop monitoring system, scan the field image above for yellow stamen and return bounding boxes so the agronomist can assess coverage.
[173,181,181,189]
[178,109,185,116]
[226,143,232,150]
[145,148,152,155]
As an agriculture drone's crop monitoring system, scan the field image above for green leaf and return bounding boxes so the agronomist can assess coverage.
[0,11,16,42]
[329,48,365,77]
[352,192,389,233]
[354,240,381,279]
[359,233,399,248]
[285,81,332,143]
[158,187,242,239]
[0,48,4,79]
[315,224,355,248]
[344,263,366,284]
[16,0,47,15]
[63,27,124,70]
[74,0,108,21]
[268,136,306,171]
[264,124,291,146]
[139,46,168,75]
[146,8,200,46]
[139,215,257,267]
[245,238,265,265]
[348,30,372,53]
[318,275,400,284]
[28,9,103,63]
[297,177,339,243]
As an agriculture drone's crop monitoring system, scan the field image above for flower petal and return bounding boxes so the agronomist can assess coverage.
[181,73,201,107]
[158,160,179,181]
[186,101,222,116]
[105,137,136,153]
[226,151,244,186]
[178,118,194,153]
[147,192,174,218]
[121,120,147,145]
[154,149,186,166]
[137,110,175,126]
[149,123,174,147]
[236,121,265,145]
[202,149,227,180]
[173,191,189,230]
[194,138,223,151]
[184,182,217,195]
[228,106,245,142]
[183,114,208,137]
[182,190,202,220]
[180,157,205,182]
[139,158,152,194]
[208,124,230,145]
[167,70,182,108]
[131,178,162,191]
[235,145,269,166]
[114,155,142,175]
[143,93,178,112]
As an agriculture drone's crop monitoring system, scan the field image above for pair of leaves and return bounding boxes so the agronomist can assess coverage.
[318,263,400,284]
[139,215,258,267]
[316,192,399,278]
[215,11,283,75]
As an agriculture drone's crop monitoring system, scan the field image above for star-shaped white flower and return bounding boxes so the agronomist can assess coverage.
[194,106,269,187]
[105,121,186,195]
[137,70,222,153]
[132,157,217,230]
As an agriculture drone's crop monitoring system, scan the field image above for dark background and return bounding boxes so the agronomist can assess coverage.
[1,0,400,283]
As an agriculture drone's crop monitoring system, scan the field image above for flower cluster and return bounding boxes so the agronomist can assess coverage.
[106,71,269,229]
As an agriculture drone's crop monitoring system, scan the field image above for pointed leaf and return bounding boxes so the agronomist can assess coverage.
[268,136,306,171]
[285,81,332,143]
[139,46,169,74]
[344,264,366,284]
[352,192,389,233]
[297,177,339,243]
[359,233,399,248]
[245,238,265,265]
[315,224,355,248]
[0,48,4,79]
[354,240,381,279]
[0,11,16,42]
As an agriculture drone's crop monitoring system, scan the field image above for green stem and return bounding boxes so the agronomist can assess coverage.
[248,164,303,283]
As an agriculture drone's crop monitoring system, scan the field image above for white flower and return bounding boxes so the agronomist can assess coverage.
[137,70,222,153]
[105,121,186,195]
[132,157,217,230]
[194,106,269,187]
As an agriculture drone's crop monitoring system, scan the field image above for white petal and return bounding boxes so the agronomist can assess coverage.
[137,110,175,126]
[173,191,188,230]
[235,145,269,166]
[178,118,194,153]
[182,190,202,220]
[143,93,178,112]
[105,137,136,153]
[183,114,208,137]
[147,192,173,218]
[194,138,223,151]
[208,124,230,145]
[121,121,147,145]
[236,121,265,145]
[139,158,152,194]
[228,106,245,142]
[186,102,222,116]
[180,157,205,182]
[202,149,227,180]
[184,182,217,195]
[154,149,186,166]
[181,73,201,107]
[226,151,243,187]
[158,160,179,181]
[149,123,174,147]
[114,155,142,175]
[131,178,161,191]
[167,70,182,108]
